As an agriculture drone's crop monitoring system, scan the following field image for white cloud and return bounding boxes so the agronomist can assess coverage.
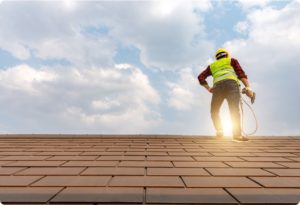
[35,35,115,66]
[0,64,161,133]
[1,42,31,60]
[151,0,211,18]
[62,0,77,10]
[0,64,56,94]
[237,0,272,9]
[235,21,249,34]
[95,1,214,69]
[0,1,214,69]
[224,0,300,135]
[167,68,201,110]
[226,1,300,69]
[151,0,178,18]
[156,66,213,135]
[0,1,115,66]
[168,86,194,110]
[91,98,120,111]
[191,0,212,12]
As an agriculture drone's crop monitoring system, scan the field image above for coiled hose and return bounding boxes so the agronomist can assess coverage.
[240,95,258,136]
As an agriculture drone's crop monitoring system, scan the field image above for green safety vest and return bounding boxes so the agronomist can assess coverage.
[209,57,239,85]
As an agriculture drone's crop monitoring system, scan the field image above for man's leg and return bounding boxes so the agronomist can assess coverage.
[226,82,243,138]
[211,88,225,138]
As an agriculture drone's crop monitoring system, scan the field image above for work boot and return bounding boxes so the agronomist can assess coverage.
[216,130,224,139]
[233,135,249,142]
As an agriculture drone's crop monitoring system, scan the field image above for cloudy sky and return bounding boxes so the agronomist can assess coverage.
[0,0,299,136]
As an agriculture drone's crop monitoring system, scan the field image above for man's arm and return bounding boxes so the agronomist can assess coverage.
[240,77,250,87]
[198,66,213,93]
[231,58,254,97]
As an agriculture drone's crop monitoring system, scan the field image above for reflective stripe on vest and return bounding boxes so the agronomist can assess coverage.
[209,57,238,85]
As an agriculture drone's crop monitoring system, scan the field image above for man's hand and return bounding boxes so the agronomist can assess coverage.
[245,87,254,98]
[208,87,213,93]
[203,84,213,93]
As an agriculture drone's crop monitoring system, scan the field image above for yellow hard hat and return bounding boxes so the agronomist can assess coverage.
[215,48,229,59]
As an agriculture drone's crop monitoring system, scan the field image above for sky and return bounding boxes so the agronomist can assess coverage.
[0,0,299,136]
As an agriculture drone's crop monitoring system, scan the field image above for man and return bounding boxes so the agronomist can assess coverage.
[198,48,254,141]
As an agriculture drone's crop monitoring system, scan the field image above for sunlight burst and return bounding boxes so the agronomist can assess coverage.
[222,117,232,138]
[220,106,233,138]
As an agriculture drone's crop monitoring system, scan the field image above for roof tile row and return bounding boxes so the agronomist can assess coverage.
[0,135,299,204]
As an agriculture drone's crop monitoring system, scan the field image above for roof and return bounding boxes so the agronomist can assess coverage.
[0,135,300,204]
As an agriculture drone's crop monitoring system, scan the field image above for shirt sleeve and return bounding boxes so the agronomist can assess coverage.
[198,66,212,85]
[231,58,248,79]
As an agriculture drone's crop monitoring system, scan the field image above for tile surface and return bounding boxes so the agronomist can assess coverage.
[0,187,63,202]
[0,135,300,204]
[227,188,300,204]
[182,176,260,187]
[52,187,144,203]
[146,188,237,204]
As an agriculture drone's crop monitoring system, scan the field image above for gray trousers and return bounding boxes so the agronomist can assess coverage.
[211,79,241,137]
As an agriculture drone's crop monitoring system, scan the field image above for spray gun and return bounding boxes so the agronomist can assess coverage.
[242,88,256,104]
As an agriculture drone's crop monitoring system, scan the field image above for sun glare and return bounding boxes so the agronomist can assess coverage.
[220,106,233,138]
[222,118,232,138]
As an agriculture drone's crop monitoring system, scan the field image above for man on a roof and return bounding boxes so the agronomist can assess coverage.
[198,48,254,141]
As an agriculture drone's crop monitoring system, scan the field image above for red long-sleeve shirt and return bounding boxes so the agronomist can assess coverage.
[198,58,248,85]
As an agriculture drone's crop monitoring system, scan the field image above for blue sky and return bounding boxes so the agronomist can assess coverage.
[0,0,299,136]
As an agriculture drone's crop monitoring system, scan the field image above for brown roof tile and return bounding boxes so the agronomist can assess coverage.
[194,156,244,161]
[16,167,85,176]
[51,187,143,203]
[147,167,210,176]
[265,168,300,176]
[62,160,118,167]
[146,188,237,204]
[31,176,111,187]
[240,157,293,161]
[250,177,300,187]
[0,176,43,186]
[206,168,275,176]
[182,176,260,188]
[119,161,173,167]
[0,187,63,203]
[0,167,24,175]
[3,160,66,167]
[173,161,228,167]
[227,188,300,204]
[225,161,284,168]
[81,167,145,176]
[109,176,184,187]
[277,162,300,168]
[0,135,300,204]
[146,156,194,161]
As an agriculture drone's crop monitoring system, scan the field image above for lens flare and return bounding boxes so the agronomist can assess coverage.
[221,106,233,138]
[222,117,232,138]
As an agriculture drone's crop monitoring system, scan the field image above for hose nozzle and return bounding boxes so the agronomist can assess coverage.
[242,88,256,104]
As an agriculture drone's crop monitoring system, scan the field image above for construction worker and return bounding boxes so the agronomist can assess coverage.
[198,48,254,141]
